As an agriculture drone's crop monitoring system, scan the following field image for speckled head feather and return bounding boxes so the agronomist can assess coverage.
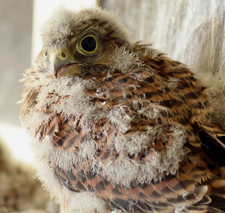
[41,7,132,48]
[21,6,225,213]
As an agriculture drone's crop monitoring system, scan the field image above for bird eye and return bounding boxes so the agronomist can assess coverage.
[81,36,96,52]
[76,35,98,55]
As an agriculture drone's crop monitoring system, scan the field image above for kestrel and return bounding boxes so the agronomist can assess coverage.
[20,7,225,213]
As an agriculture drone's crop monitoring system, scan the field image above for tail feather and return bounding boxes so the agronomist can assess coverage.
[205,175,225,210]
[185,205,225,213]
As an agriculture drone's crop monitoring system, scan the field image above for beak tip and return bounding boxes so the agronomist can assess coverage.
[50,56,78,78]
[51,56,73,78]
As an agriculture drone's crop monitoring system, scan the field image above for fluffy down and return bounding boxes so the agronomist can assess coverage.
[20,6,225,213]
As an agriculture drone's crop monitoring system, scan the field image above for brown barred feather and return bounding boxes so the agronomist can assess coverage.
[20,7,225,213]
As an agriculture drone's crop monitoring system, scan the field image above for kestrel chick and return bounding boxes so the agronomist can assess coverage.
[20,7,225,213]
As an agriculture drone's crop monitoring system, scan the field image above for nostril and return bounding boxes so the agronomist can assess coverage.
[61,52,66,58]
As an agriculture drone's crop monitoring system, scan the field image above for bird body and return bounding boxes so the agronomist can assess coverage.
[21,7,225,213]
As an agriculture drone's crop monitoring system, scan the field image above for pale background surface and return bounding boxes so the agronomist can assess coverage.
[0,0,32,125]
[0,0,33,162]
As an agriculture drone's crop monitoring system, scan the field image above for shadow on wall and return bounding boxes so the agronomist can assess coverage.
[185,13,225,75]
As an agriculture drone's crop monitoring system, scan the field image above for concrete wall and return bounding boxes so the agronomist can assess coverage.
[102,0,225,77]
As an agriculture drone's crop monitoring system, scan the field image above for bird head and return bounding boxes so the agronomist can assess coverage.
[35,7,134,79]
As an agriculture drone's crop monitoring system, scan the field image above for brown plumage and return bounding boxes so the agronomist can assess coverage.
[20,7,225,213]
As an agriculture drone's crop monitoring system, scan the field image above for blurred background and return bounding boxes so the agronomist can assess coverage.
[0,0,225,212]
[0,0,225,174]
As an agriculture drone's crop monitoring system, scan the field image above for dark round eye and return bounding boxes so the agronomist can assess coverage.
[76,35,98,55]
[81,36,97,52]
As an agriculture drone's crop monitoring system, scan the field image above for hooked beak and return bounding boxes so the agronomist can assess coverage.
[49,48,80,78]
[51,57,78,78]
